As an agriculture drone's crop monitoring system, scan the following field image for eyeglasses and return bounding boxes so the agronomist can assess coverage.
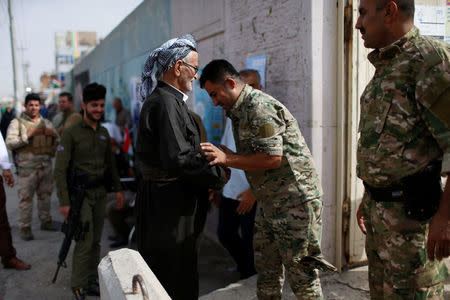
[182,61,199,74]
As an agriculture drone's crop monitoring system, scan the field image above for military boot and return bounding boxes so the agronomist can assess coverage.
[86,281,100,296]
[19,227,34,241]
[40,220,60,231]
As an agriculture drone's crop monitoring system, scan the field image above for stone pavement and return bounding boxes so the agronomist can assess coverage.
[0,180,449,299]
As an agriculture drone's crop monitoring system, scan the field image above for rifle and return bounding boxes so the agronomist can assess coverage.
[52,171,90,283]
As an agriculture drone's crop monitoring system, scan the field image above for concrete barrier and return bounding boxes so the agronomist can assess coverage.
[98,248,171,300]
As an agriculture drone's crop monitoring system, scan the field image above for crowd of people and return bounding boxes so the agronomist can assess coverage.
[0,1,449,300]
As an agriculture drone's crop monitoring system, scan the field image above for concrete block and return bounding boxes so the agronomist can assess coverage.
[98,248,171,300]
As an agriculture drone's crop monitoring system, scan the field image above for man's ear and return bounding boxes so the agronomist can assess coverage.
[224,77,236,89]
[384,1,399,24]
[81,101,86,110]
[174,60,183,77]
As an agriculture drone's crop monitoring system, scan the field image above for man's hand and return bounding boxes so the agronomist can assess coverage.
[427,211,450,261]
[2,170,14,187]
[236,189,256,215]
[357,200,367,235]
[60,206,71,220]
[200,142,234,166]
[44,128,57,137]
[427,178,450,261]
[115,192,124,210]
[27,127,43,138]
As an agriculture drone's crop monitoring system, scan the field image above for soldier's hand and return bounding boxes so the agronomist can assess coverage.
[200,142,228,166]
[236,189,256,215]
[2,170,14,187]
[59,206,71,220]
[115,192,124,210]
[27,127,43,138]
[427,211,450,261]
[357,201,367,235]
[44,128,57,137]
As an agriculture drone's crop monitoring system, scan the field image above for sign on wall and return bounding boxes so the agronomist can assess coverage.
[414,4,447,40]
[246,55,267,89]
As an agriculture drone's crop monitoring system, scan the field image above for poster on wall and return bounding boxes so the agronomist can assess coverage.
[193,69,223,146]
[129,76,142,130]
[246,55,267,89]
[446,0,450,43]
[414,4,446,40]
[73,71,90,110]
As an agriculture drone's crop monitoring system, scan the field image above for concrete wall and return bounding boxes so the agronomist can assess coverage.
[72,0,341,264]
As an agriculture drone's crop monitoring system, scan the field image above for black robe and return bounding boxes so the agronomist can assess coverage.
[135,81,226,300]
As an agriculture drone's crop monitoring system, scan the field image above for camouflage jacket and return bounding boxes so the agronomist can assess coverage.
[5,113,57,169]
[357,27,450,187]
[227,84,322,203]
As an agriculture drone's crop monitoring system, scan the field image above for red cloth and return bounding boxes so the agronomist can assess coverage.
[122,128,131,153]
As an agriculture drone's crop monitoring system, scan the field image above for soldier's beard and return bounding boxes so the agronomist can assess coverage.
[85,110,102,123]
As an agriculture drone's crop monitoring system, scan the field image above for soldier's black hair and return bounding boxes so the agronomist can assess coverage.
[59,91,73,102]
[377,0,415,18]
[24,93,41,105]
[199,59,241,88]
[82,82,106,103]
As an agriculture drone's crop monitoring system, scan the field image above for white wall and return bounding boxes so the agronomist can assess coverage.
[172,0,340,264]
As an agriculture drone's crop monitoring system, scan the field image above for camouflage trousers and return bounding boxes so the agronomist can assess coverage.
[362,192,449,300]
[254,198,329,300]
[17,165,53,229]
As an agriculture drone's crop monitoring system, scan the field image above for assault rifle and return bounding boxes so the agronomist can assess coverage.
[52,171,90,283]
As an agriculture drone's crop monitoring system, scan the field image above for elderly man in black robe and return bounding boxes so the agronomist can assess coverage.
[135,34,228,300]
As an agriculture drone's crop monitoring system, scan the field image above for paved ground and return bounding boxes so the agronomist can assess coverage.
[0,180,239,300]
[0,181,449,299]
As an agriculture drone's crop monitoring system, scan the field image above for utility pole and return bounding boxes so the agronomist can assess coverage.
[8,0,19,107]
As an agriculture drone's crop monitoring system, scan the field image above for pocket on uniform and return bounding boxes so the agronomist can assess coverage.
[373,99,391,134]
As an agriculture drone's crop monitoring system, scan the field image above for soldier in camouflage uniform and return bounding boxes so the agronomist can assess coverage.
[355,0,450,299]
[200,60,336,299]
[6,93,58,241]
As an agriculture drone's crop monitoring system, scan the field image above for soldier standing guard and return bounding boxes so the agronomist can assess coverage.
[200,60,336,299]
[54,83,123,300]
[355,0,449,299]
[6,93,59,241]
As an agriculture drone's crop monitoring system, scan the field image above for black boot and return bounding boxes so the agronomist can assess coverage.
[86,281,100,296]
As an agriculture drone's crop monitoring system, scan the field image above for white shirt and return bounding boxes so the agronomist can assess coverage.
[0,134,12,170]
[101,122,123,143]
[167,83,189,102]
[221,118,250,200]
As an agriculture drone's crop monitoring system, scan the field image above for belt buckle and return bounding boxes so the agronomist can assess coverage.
[391,190,403,198]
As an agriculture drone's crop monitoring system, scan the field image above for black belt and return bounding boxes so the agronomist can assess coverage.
[363,182,404,202]
[363,161,441,202]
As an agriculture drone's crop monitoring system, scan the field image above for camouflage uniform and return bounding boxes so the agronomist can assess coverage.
[5,113,57,229]
[357,27,449,299]
[227,85,336,299]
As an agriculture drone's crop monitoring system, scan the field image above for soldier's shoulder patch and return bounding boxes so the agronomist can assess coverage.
[259,123,275,138]
[100,135,107,141]
[56,145,64,152]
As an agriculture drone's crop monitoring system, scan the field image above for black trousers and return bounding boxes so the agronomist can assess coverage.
[0,177,16,261]
[136,180,208,300]
[217,196,256,278]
